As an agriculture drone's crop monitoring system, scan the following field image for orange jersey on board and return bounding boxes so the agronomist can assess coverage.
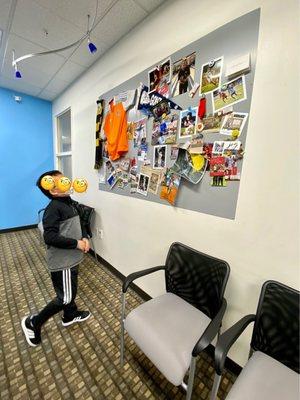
[103,102,128,161]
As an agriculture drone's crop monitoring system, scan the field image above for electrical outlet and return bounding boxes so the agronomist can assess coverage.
[96,228,104,239]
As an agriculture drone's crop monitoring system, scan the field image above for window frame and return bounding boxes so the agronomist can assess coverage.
[54,107,72,178]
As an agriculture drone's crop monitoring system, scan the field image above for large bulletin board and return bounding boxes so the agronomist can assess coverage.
[97,10,260,219]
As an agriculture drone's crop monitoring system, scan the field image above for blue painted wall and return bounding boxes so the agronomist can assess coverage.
[0,87,54,229]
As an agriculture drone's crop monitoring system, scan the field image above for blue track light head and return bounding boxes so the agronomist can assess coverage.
[88,38,97,54]
[15,69,22,79]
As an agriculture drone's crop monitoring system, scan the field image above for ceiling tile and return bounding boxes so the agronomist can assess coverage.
[0,0,12,30]
[0,75,42,96]
[134,0,165,13]
[11,0,86,52]
[43,77,70,93]
[91,0,147,47]
[54,60,86,83]
[38,89,58,101]
[32,0,116,31]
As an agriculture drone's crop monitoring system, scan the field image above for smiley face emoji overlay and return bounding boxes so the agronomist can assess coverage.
[72,178,88,193]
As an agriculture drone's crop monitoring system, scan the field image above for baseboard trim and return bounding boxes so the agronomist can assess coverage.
[89,248,242,376]
[0,224,38,234]
[89,249,151,301]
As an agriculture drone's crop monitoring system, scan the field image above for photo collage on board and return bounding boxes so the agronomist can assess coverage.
[95,45,251,206]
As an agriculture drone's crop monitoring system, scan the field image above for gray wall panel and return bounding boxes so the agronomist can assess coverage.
[98,9,260,219]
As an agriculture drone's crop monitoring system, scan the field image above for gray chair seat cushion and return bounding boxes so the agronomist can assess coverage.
[124,292,211,386]
[226,351,299,400]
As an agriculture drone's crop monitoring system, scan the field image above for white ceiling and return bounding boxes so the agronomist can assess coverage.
[0,0,166,100]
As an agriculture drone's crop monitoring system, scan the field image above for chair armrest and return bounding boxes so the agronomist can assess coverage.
[192,298,227,357]
[214,314,256,375]
[122,265,166,293]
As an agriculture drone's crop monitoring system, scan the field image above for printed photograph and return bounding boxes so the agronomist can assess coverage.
[151,114,179,145]
[201,114,223,133]
[171,52,196,96]
[137,138,148,161]
[120,158,130,172]
[200,57,223,94]
[223,141,243,158]
[149,171,161,194]
[189,134,204,154]
[179,107,197,138]
[153,145,167,169]
[137,173,150,196]
[171,147,207,184]
[148,58,171,97]
[212,140,241,155]
[151,99,170,120]
[210,156,227,187]
[160,169,181,206]
[170,145,179,160]
[107,172,117,189]
[202,142,214,168]
[127,121,135,140]
[224,156,238,178]
[106,160,114,175]
[225,158,241,181]
[212,141,226,155]
[220,112,248,135]
[133,118,147,148]
[212,75,247,112]
[130,175,138,193]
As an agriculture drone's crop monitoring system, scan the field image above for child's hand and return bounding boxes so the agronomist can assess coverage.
[82,238,90,253]
[77,240,86,252]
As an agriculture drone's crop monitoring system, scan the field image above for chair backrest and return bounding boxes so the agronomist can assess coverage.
[74,203,95,238]
[37,208,46,236]
[251,280,299,373]
[37,208,46,223]
[164,242,230,319]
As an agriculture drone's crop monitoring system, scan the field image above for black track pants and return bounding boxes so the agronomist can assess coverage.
[33,265,79,329]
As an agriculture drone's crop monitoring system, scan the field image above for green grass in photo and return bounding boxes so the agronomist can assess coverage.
[201,83,218,94]
[201,82,218,93]
[213,83,245,111]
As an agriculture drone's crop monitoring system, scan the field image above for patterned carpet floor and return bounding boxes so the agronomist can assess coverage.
[0,228,236,400]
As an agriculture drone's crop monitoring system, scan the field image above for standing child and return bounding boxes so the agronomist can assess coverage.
[21,170,91,347]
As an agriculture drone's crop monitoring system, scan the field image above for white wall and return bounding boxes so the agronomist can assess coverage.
[53,0,300,366]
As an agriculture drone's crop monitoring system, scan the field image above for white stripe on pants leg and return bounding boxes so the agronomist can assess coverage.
[67,269,72,304]
[63,270,68,304]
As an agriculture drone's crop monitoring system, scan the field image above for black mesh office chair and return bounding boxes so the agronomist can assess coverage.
[210,280,300,400]
[121,242,230,400]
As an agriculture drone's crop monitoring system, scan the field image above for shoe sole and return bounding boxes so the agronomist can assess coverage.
[21,317,38,347]
[61,313,91,327]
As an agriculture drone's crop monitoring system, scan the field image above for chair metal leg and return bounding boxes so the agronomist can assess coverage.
[90,237,99,262]
[186,356,196,400]
[210,373,222,400]
[120,292,126,367]
[180,382,188,391]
